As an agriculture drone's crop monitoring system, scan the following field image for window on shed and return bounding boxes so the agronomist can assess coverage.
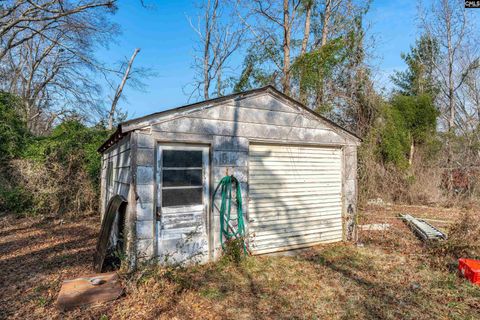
[106,161,114,190]
[161,150,203,207]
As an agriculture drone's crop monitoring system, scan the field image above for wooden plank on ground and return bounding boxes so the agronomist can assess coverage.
[56,272,123,311]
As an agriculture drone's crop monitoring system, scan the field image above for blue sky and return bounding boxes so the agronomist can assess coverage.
[96,0,420,120]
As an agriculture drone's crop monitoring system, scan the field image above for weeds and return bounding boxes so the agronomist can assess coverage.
[0,119,109,217]
[429,213,480,268]
[2,205,479,319]
[221,237,247,264]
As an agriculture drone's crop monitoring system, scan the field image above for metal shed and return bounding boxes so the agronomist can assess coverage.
[98,86,360,267]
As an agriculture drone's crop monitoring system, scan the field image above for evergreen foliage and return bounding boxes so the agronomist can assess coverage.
[292,37,349,113]
[0,92,29,162]
[376,37,440,169]
[391,35,440,97]
[23,120,110,186]
[391,94,438,144]
[378,103,410,169]
[0,96,110,215]
[377,94,439,168]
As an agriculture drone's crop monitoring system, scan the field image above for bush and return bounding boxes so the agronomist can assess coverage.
[432,213,480,260]
[23,120,110,192]
[378,105,410,169]
[221,238,247,264]
[0,184,31,215]
[0,115,111,216]
[358,93,444,205]
[0,92,29,162]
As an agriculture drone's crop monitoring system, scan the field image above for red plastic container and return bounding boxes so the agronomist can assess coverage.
[458,258,480,285]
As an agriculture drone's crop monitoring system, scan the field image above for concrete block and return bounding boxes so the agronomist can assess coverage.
[137,148,155,166]
[137,239,154,260]
[137,133,155,148]
[137,166,154,185]
[137,202,154,221]
[136,220,154,240]
[136,184,154,203]
[214,136,248,151]
[213,150,248,166]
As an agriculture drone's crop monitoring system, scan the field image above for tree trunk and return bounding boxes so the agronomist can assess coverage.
[299,1,311,104]
[108,48,140,131]
[203,0,212,100]
[300,6,311,56]
[409,138,415,166]
[321,0,332,47]
[445,4,454,192]
[315,0,332,109]
[282,0,291,96]
[448,64,455,132]
[217,70,222,97]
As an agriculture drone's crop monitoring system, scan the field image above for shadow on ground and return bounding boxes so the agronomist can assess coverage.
[0,214,99,319]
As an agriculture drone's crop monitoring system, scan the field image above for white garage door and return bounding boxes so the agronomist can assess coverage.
[248,144,343,254]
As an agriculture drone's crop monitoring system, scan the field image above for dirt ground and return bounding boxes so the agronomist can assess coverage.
[1,205,479,320]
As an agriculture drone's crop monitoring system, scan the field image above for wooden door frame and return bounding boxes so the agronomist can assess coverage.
[155,143,211,261]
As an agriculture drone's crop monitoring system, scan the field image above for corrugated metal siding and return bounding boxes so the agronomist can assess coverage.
[248,144,343,254]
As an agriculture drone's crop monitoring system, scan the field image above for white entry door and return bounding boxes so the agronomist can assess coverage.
[157,145,210,264]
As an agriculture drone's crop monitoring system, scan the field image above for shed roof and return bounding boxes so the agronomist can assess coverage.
[98,86,361,153]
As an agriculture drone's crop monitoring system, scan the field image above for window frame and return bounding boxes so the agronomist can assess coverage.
[106,160,114,193]
[157,145,210,214]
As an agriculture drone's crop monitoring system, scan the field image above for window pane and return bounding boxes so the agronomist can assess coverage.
[107,161,114,187]
[162,188,203,207]
[163,169,202,187]
[163,150,203,167]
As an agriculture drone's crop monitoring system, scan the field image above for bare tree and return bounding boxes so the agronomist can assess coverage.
[247,0,301,95]
[461,64,480,127]
[419,0,479,133]
[0,0,122,133]
[108,48,140,130]
[237,0,371,109]
[189,0,244,100]
[0,0,117,62]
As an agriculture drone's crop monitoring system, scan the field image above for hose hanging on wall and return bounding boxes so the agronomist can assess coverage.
[212,175,246,253]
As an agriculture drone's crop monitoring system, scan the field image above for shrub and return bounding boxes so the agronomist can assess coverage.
[23,120,110,193]
[0,116,111,216]
[431,213,480,263]
[221,238,247,264]
[377,105,410,169]
[0,184,31,215]
[0,92,29,162]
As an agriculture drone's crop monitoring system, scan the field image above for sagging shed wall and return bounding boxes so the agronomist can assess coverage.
[100,133,140,268]
[100,134,131,217]
[126,92,359,263]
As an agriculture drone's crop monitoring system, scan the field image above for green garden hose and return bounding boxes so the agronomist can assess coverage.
[212,175,246,252]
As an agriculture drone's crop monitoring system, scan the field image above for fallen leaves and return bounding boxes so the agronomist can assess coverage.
[1,205,479,319]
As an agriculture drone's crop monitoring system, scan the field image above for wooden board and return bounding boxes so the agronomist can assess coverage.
[56,272,123,311]
[93,195,128,272]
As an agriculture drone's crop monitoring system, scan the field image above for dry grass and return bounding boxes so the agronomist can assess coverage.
[1,205,479,319]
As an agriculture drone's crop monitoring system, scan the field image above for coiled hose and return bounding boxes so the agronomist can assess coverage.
[212,175,246,252]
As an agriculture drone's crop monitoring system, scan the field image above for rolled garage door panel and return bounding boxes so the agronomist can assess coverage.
[248,144,343,254]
